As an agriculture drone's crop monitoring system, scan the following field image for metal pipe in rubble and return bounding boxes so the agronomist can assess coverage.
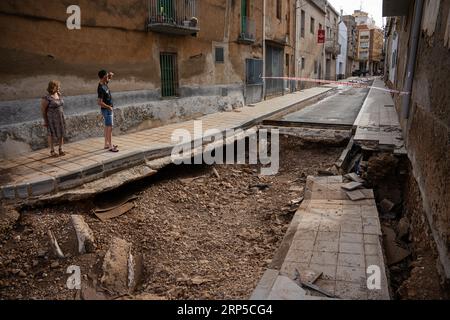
[401,0,424,119]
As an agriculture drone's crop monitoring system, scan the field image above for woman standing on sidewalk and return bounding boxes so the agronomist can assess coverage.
[41,80,66,157]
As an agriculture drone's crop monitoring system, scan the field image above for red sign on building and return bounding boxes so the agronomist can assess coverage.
[318,29,325,43]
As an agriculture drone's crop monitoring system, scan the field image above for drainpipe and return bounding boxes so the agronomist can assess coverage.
[323,1,327,81]
[401,0,424,119]
[262,0,266,100]
[294,0,298,91]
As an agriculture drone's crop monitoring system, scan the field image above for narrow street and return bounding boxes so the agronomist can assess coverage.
[281,85,370,127]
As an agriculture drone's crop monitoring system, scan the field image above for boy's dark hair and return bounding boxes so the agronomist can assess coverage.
[98,70,108,79]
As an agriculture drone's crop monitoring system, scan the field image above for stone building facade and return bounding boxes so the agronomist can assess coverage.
[0,0,266,157]
[383,0,450,281]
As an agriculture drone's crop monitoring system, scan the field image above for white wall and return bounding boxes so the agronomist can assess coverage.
[336,21,347,78]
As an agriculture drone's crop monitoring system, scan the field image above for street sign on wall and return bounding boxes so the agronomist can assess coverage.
[318,29,325,43]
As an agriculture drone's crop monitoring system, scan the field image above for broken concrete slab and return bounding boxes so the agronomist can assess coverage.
[382,226,411,266]
[250,269,280,300]
[101,237,131,295]
[252,175,390,300]
[345,173,365,184]
[299,269,322,284]
[341,182,363,191]
[267,275,308,300]
[101,237,143,295]
[47,230,65,259]
[346,190,367,201]
[397,217,410,240]
[71,215,96,254]
[380,199,395,213]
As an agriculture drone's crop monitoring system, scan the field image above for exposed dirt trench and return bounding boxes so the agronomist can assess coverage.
[0,136,344,300]
[1,134,448,300]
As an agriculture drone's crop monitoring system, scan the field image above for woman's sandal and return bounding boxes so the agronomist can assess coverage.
[50,150,58,158]
[59,149,66,156]
[109,146,119,153]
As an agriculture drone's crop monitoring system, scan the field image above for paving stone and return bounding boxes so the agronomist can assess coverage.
[284,249,313,264]
[363,217,380,227]
[361,206,379,217]
[102,151,145,174]
[341,182,363,191]
[336,265,366,284]
[267,276,308,300]
[367,286,391,300]
[335,281,368,300]
[363,224,382,235]
[307,263,337,280]
[341,222,363,234]
[340,232,363,243]
[318,222,340,232]
[250,269,279,300]
[364,234,380,245]
[314,240,339,253]
[316,231,339,242]
[56,171,83,190]
[1,185,16,199]
[290,239,315,252]
[279,262,310,281]
[339,242,364,255]
[310,251,338,266]
[293,230,317,241]
[341,213,362,221]
[15,183,30,199]
[30,177,56,196]
[364,244,379,256]
[313,279,336,295]
[337,253,365,268]
[81,161,104,176]
[365,255,383,269]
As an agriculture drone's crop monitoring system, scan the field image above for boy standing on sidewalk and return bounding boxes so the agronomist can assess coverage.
[97,70,119,152]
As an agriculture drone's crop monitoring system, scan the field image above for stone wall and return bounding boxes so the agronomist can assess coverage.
[0,84,244,158]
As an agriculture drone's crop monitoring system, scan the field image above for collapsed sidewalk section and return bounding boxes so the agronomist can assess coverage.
[251,175,390,300]
[0,86,336,205]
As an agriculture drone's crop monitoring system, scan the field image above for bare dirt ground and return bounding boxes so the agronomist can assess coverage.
[0,136,343,300]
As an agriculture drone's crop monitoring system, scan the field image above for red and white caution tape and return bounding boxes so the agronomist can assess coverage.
[262,76,410,95]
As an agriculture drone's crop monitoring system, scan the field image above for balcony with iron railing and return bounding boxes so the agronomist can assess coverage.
[325,39,341,56]
[147,0,199,35]
[238,16,256,44]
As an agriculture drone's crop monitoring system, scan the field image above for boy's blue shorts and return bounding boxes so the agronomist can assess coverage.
[101,108,114,127]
